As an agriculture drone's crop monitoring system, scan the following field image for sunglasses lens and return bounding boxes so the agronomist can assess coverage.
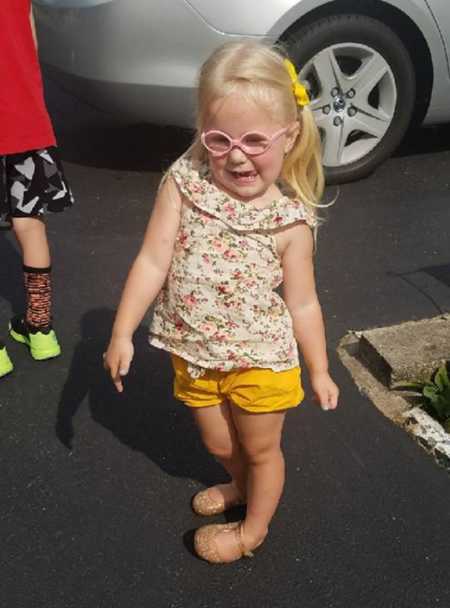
[241,133,269,154]
[204,132,230,153]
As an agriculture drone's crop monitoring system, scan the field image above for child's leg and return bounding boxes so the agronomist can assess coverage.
[12,216,50,267]
[192,402,247,500]
[12,217,52,328]
[231,407,287,545]
[194,407,286,562]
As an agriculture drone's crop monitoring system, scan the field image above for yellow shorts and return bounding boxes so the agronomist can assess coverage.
[172,355,304,413]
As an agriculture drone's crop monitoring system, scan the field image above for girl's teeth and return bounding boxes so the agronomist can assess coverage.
[233,171,255,177]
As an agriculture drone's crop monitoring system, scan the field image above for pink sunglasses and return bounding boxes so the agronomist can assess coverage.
[201,127,288,157]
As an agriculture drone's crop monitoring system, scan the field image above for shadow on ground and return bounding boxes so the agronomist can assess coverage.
[58,123,193,173]
[0,233,25,316]
[56,308,224,486]
[389,262,450,316]
[422,263,450,288]
[56,120,450,173]
[394,123,450,158]
[43,75,193,172]
[45,75,450,174]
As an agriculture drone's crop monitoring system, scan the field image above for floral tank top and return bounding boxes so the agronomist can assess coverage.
[149,155,317,377]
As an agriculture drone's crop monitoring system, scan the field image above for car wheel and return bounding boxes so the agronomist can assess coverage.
[285,13,416,183]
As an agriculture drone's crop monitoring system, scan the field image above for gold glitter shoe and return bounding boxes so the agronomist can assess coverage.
[194,521,255,564]
[192,484,245,516]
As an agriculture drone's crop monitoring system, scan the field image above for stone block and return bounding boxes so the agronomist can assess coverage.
[358,315,450,388]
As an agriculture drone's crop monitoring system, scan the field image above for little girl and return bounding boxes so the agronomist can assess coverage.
[105,41,339,564]
[0,2,73,377]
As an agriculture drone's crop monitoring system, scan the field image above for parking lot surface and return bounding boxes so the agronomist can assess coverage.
[1,80,450,608]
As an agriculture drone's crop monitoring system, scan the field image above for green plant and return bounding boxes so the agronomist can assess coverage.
[399,363,450,432]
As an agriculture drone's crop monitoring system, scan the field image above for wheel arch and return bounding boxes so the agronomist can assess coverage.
[278,0,433,128]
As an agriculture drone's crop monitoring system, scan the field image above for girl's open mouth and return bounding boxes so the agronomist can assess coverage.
[229,170,258,183]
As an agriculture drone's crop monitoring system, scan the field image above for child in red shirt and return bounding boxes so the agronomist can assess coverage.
[0,1,74,376]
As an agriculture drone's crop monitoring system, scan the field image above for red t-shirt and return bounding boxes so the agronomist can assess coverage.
[0,0,56,155]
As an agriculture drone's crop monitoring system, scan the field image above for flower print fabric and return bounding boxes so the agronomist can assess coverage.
[149,155,317,377]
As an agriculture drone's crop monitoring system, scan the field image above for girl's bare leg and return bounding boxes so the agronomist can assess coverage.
[192,402,247,501]
[195,407,286,561]
[230,408,286,547]
[12,217,50,267]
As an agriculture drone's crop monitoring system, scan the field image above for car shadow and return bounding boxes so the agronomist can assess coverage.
[0,232,26,316]
[56,117,450,175]
[44,75,450,173]
[58,122,194,173]
[44,76,193,172]
[393,123,450,158]
[55,307,224,486]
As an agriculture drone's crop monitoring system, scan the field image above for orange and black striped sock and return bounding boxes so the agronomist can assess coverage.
[23,265,52,331]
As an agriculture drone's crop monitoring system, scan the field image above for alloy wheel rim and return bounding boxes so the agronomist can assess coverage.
[300,43,397,167]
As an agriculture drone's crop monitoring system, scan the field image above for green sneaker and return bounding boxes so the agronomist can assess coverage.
[0,343,13,377]
[9,315,61,361]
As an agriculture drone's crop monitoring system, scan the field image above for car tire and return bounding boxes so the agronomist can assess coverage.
[285,13,416,184]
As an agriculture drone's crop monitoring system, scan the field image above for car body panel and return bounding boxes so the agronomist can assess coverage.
[183,0,450,123]
[426,0,450,70]
[34,0,255,124]
[35,0,111,6]
[34,0,450,126]
[34,0,244,86]
[188,0,450,124]
[378,0,450,122]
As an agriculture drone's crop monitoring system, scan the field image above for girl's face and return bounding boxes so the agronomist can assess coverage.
[202,93,298,203]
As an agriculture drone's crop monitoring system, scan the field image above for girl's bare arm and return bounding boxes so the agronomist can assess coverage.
[111,176,181,340]
[105,177,182,391]
[280,223,339,408]
[280,223,327,371]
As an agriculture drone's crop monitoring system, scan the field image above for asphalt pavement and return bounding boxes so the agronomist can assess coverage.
[1,80,450,608]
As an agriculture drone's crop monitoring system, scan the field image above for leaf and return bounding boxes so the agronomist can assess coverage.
[423,385,438,400]
[434,397,448,419]
[434,364,450,391]
[440,389,450,415]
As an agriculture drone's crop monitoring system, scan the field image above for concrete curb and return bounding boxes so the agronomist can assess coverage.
[358,314,450,388]
[338,317,450,471]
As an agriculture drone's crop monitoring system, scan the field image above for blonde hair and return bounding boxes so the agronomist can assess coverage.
[188,41,325,218]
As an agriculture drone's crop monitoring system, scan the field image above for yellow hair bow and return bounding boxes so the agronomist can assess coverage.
[284,58,310,107]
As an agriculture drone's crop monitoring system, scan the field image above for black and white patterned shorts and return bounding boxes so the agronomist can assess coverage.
[0,147,74,229]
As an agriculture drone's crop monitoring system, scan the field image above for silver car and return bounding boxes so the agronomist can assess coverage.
[34,0,450,183]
